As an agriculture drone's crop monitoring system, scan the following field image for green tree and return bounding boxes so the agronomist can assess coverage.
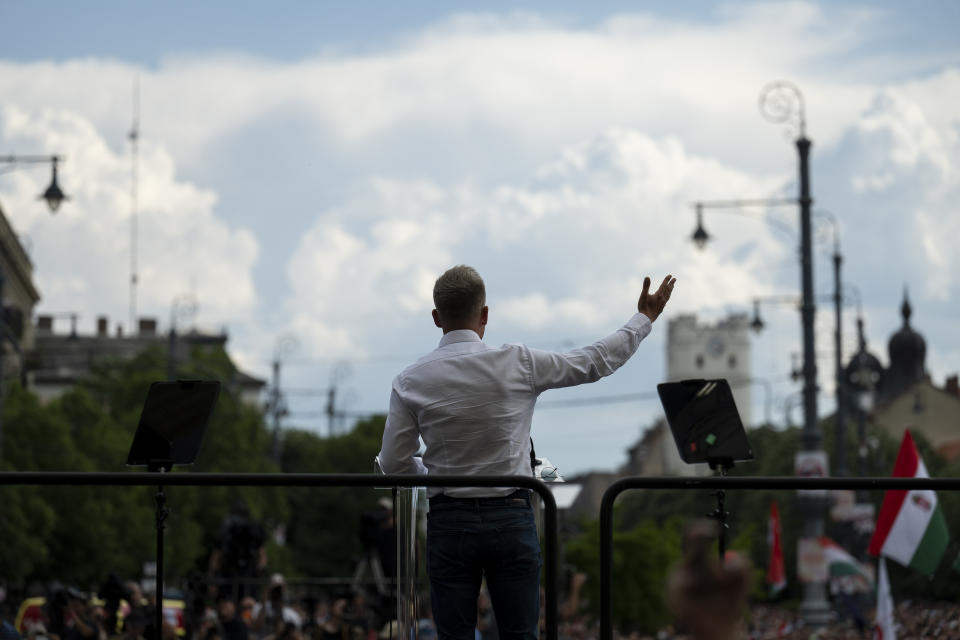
[0,343,289,587]
[279,415,389,578]
[564,515,683,634]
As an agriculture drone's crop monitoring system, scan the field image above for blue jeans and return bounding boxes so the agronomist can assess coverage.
[427,491,541,640]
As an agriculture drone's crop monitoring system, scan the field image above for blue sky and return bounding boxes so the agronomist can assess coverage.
[4,2,959,68]
[2,1,959,474]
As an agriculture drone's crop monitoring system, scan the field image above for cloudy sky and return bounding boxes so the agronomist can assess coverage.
[2,1,958,474]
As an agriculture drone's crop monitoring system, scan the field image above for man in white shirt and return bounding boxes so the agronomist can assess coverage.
[378,265,675,640]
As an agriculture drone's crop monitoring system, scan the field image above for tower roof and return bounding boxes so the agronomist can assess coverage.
[884,288,926,399]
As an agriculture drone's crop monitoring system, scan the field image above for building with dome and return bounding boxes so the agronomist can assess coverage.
[846,291,960,462]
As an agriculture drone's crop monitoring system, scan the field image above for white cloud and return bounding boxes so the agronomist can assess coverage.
[283,185,461,356]
[1,3,959,472]
[280,127,786,355]
[0,3,921,177]
[0,104,258,332]
[851,92,952,191]
[828,83,960,304]
[498,294,599,330]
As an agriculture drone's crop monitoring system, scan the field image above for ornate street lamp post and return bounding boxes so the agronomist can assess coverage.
[689,83,832,625]
[759,80,832,626]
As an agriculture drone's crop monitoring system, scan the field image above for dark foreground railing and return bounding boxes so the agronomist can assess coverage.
[599,476,960,640]
[0,472,559,640]
[10,472,959,640]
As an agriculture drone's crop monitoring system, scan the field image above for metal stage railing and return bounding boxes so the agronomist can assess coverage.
[0,472,559,640]
[599,475,960,640]
[7,472,960,640]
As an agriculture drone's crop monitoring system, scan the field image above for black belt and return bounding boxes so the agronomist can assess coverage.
[429,489,530,506]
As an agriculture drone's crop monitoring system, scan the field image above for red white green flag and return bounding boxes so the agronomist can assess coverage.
[819,536,874,586]
[766,500,786,596]
[868,429,949,576]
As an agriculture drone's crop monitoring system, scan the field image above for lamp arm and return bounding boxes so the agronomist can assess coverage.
[0,155,64,174]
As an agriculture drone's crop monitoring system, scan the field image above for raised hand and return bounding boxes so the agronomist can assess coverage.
[637,275,676,323]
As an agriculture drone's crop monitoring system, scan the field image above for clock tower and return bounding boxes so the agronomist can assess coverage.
[666,313,753,427]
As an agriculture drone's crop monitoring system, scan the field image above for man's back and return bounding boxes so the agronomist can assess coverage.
[394,331,536,488]
[383,309,655,498]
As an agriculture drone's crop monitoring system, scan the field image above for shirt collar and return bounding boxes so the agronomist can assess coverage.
[438,329,482,347]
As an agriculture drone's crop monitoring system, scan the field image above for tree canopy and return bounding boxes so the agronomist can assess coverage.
[0,344,387,592]
[3,350,958,628]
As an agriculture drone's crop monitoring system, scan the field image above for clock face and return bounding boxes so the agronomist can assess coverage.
[706,335,726,357]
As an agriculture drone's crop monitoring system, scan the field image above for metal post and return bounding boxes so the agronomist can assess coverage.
[856,406,868,501]
[154,477,168,640]
[326,386,336,436]
[833,250,846,476]
[167,328,176,381]
[270,359,281,463]
[797,136,819,453]
[796,134,831,625]
[599,486,615,640]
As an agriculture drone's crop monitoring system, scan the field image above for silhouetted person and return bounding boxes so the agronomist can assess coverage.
[210,500,267,603]
[379,265,675,640]
[667,519,751,640]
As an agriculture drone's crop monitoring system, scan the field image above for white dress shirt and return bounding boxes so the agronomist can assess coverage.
[377,312,652,496]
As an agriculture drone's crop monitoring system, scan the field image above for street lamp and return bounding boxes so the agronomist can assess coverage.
[701,204,854,479]
[747,296,802,336]
[690,82,831,625]
[688,196,799,259]
[749,300,764,332]
[0,155,69,212]
[759,79,832,626]
[691,204,710,249]
[0,153,68,461]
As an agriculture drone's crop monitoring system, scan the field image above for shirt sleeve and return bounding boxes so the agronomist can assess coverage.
[527,312,652,394]
[377,383,428,475]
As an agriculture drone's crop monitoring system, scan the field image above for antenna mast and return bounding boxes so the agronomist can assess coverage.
[129,77,140,331]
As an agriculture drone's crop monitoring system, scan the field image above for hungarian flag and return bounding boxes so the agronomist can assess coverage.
[868,429,949,576]
[874,557,896,639]
[766,500,786,596]
[819,536,874,586]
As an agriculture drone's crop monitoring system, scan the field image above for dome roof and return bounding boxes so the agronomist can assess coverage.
[887,291,926,374]
[884,289,926,399]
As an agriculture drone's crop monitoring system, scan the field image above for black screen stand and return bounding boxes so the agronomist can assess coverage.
[127,381,219,640]
[657,379,753,567]
[706,457,735,564]
[149,461,173,640]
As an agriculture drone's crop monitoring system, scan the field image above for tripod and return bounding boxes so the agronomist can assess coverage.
[352,548,389,597]
[149,463,172,640]
[706,457,735,564]
[126,380,221,640]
